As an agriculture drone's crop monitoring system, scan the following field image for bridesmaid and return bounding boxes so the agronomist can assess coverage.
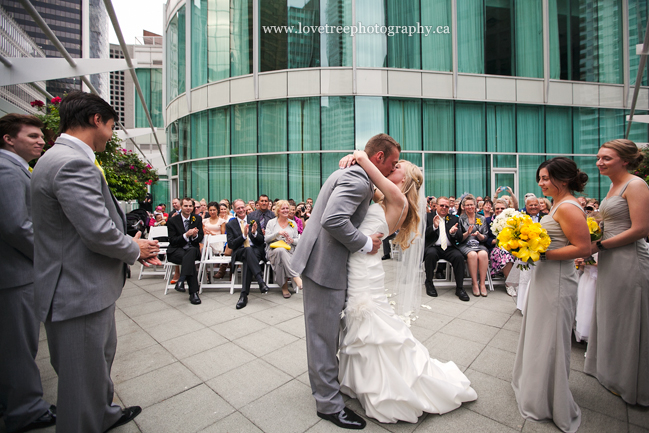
[584,139,649,406]
[512,157,591,433]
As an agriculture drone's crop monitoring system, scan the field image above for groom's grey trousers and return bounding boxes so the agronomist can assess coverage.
[303,275,347,414]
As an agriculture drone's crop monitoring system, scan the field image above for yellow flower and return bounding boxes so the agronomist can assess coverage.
[288,220,295,228]
[476,218,482,226]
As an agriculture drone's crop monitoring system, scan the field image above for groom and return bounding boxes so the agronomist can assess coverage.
[293,133,400,429]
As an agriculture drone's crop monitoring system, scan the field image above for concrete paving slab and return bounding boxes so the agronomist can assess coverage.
[210,315,269,341]
[206,358,292,409]
[135,384,234,433]
[472,297,518,314]
[193,305,247,327]
[120,300,177,319]
[130,307,187,329]
[115,318,142,338]
[116,292,160,308]
[418,406,519,433]
[115,362,202,409]
[463,369,524,430]
[409,310,454,334]
[239,380,318,433]
[112,344,177,385]
[422,297,472,317]
[458,306,512,328]
[115,329,159,355]
[262,339,309,378]
[246,304,302,326]
[628,404,649,428]
[439,318,500,345]
[503,311,523,332]
[275,315,306,339]
[469,346,516,382]
[161,327,228,359]
[569,370,628,422]
[488,328,520,354]
[145,316,205,343]
[422,333,485,367]
[199,411,263,433]
[182,342,256,381]
[233,327,299,358]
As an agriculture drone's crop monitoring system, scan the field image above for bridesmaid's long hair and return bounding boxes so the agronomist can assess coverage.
[393,161,423,250]
[601,139,644,171]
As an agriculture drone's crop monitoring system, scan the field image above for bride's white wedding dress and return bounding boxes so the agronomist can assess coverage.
[338,203,477,423]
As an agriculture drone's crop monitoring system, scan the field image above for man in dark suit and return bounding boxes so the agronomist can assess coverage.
[247,194,274,232]
[0,114,57,432]
[227,199,269,309]
[424,196,469,301]
[32,92,160,432]
[167,197,204,305]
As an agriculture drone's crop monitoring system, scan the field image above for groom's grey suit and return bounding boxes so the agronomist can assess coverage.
[31,136,140,432]
[293,165,374,414]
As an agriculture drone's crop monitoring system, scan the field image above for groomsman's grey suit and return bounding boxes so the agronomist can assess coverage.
[293,164,374,414]
[31,134,140,432]
[0,150,51,432]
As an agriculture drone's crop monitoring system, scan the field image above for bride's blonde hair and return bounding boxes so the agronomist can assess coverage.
[392,160,423,250]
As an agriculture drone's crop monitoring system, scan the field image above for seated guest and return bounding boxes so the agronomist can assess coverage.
[428,196,437,214]
[227,199,270,309]
[264,200,303,298]
[288,204,304,234]
[245,204,254,215]
[522,195,544,222]
[304,203,312,221]
[169,197,181,218]
[456,195,490,297]
[150,211,166,227]
[198,199,208,219]
[448,196,457,214]
[539,197,551,214]
[157,204,169,220]
[247,194,274,232]
[423,197,469,301]
[203,202,232,279]
[489,199,515,280]
[167,198,204,305]
[481,199,493,218]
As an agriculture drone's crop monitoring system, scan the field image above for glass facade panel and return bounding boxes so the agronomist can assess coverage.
[514,0,543,78]
[550,0,623,83]
[209,107,230,157]
[627,111,649,145]
[457,0,484,73]
[425,154,454,197]
[260,0,287,71]
[517,105,545,154]
[573,107,599,154]
[231,0,253,76]
[573,156,599,199]
[519,155,545,199]
[178,7,186,96]
[151,178,170,207]
[389,99,421,152]
[355,97,386,149]
[288,0,320,68]
[135,69,150,128]
[321,96,354,151]
[487,104,515,153]
[209,159,230,200]
[321,0,352,67]
[179,115,190,165]
[192,160,209,202]
[289,98,321,201]
[386,0,420,69]
[192,0,208,87]
[421,0,452,71]
[629,0,649,86]
[422,100,454,152]
[259,100,288,199]
[207,0,230,82]
[546,106,572,154]
[191,111,208,159]
[356,0,386,67]
[165,8,180,103]
[455,103,486,196]
[231,103,257,199]
[485,0,512,76]
[599,108,625,145]
[231,156,257,201]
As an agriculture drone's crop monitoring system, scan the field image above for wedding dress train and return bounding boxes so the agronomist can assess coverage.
[338,204,477,423]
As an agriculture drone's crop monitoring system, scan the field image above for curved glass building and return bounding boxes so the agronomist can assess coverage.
[164,0,648,202]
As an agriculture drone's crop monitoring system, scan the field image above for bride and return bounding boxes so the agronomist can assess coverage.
[337,151,477,423]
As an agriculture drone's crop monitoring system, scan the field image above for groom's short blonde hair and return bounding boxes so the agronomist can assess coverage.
[365,133,401,159]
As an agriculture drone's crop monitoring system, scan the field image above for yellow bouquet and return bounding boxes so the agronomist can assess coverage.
[587,216,602,241]
[495,211,551,270]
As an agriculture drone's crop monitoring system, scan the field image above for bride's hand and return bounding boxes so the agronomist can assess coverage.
[353,150,368,162]
[339,154,356,169]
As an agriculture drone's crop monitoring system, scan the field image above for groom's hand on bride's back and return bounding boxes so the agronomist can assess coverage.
[368,232,384,255]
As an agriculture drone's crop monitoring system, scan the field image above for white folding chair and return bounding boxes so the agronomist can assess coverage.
[139,226,169,280]
[198,234,232,293]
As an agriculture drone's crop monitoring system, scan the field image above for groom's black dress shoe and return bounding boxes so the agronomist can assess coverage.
[455,288,470,302]
[317,407,366,430]
[425,280,438,297]
[381,254,391,260]
[189,292,201,305]
[15,405,56,432]
[105,406,142,432]
[236,294,248,309]
[174,281,186,292]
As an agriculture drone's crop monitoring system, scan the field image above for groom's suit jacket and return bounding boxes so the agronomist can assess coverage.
[292,165,374,290]
[0,151,34,289]
[166,213,204,252]
[31,136,140,322]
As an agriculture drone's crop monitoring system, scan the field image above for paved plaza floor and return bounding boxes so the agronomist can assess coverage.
[8,259,649,433]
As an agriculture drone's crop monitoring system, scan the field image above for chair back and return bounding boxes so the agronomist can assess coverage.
[148,226,169,248]
[205,234,227,258]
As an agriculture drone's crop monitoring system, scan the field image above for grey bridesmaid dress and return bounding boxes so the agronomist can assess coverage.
[584,179,649,406]
[512,200,583,433]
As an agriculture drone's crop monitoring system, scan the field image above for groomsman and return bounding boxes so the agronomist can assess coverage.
[31,92,160,432]
[0,114,56,432]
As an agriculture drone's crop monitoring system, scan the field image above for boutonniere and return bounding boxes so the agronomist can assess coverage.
[476,218,482,226]
[191,216,196,223]
[445,216,450,222]
[288,220,295,228]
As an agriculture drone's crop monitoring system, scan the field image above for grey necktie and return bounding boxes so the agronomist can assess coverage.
[183,218,190,249]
